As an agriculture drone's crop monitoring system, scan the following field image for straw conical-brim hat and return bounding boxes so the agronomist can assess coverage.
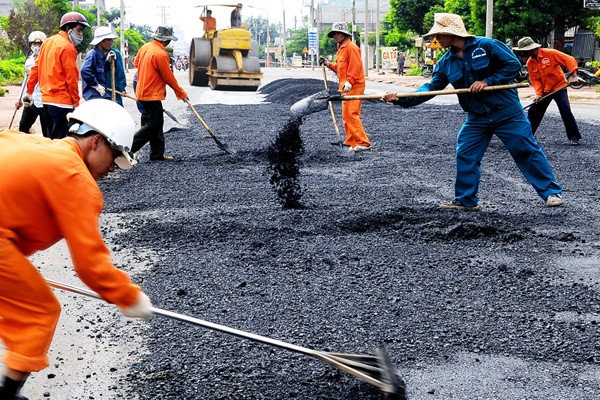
[424,13,474,38]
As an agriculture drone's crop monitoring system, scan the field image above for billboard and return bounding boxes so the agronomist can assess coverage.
[584,0,600,8]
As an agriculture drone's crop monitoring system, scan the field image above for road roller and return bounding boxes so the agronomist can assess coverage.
[190,4,262,91]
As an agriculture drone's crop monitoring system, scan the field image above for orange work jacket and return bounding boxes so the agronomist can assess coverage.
[327,37,365,90]
[0,131,141,308]
[135,40,187,101]
[27,31,80,107]
[526,48,578,96]
[201,16,217,31]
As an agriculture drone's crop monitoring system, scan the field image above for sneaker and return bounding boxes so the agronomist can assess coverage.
[546,193,564,207]
[330,142,350,147]
[570,139,581,145]
[439,199,480,211]
[348,145,371,152]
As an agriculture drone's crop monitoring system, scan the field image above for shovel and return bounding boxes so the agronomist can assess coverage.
[47,278,407,399]
[9,74,29,129]
[107,51,117,102]
[322,66,344,148]
[291,82,530,117]
[107,88,183,126]
[184,98,235,155]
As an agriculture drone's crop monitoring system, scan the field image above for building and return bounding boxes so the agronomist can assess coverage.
[0,0,14,17]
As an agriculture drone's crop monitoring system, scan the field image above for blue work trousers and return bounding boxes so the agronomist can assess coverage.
[528,89,581,141]
[455,111,562,206]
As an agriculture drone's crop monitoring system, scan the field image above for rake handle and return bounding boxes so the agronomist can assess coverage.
[107,88,136,101]
[46,278,314,356]
[338,82,530,101]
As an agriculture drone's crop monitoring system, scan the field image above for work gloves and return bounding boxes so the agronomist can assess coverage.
[120,291,153,319]
[22,94,33,107]
[318,56,327,66]
[342,81,352,92]
[93,85,106,97]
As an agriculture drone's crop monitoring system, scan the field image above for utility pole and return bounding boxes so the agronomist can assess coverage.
[282,5,287,67]
[352,0,356,42]
[364,0,368,76]
[485,0,493,38]
[375,0,380,73]
[120,0,125,64]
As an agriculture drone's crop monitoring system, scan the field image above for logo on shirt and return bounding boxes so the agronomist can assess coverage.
[541,57,550,65]
[472,47,487,60]
[471,47,489,70]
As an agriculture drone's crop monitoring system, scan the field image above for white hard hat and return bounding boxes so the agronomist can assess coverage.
[90,26,118,46]
[28,31,47,43]
[67,99,136,170]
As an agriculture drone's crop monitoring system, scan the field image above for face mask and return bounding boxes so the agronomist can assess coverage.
[68,29,84,46]
[31,45,41,55]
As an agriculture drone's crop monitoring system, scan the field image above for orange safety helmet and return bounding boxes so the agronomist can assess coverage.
[60,11,90,28]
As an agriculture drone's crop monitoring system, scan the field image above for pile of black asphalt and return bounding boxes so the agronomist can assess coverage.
[99,79,600,399]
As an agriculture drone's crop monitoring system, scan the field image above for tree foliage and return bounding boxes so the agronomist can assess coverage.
[6,0,70,55]
[390,0,597,42]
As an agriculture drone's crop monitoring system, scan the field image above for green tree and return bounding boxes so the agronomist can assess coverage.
[130,24,154,43]
[285,27,308,57]
[389,0,444,33]
[6,0,70,55]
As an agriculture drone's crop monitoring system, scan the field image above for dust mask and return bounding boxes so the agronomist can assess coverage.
[68,29,84,46]
[31,45,41,55]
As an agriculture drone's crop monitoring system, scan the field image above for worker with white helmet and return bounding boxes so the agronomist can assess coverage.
[25,11,90,139]
[0,99,152,400]
[14,30,48,136]
[81,26,127,105]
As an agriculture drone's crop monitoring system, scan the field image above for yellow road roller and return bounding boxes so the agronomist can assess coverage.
[190,4,262,91]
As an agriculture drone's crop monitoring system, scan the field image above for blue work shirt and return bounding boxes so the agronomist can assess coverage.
[81,47,127,105]
[403,36,522,119]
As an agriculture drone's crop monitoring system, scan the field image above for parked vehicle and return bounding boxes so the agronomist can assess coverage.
[569,67,600,89]
[421,63,433,78]
[514,65,529,83]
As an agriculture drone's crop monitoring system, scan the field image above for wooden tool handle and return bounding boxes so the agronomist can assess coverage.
[339,82,530,101]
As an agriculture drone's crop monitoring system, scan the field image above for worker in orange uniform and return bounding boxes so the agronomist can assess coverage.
[319,22,371,152]
[0,99,153,400]
[131,26,188,161]
[200,8,217,34]
[513,36,582,145]
[25,12,90,140]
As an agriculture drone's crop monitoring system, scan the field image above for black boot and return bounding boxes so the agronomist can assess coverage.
[0,376,29,400]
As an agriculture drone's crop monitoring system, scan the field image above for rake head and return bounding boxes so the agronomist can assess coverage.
[313,346,407,399]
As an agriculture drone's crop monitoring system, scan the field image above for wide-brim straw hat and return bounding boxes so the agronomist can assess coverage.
[153,26,178,42]
[90,26,117,46]
[424,13,473,38]
[513,36,541,52]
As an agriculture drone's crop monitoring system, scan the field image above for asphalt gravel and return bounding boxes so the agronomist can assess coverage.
[97,78,600,400]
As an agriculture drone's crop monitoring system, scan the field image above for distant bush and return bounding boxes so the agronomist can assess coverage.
[0,56,26,87]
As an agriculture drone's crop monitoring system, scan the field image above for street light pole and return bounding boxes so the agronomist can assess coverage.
[281,1,287,67]
[120,0,125,59]
[486,0,493,38]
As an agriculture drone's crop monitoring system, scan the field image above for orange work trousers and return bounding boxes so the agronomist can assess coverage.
[0,233,61,372]
[341,81,370,148]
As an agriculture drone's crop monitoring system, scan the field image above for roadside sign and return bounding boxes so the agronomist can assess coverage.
[308,27,318,56]
[303,47,308,54]
[584,0,600,9]
[428,38,442,49]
